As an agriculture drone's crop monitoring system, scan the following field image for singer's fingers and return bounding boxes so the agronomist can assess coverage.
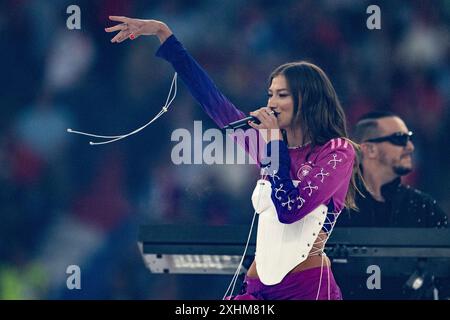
[251,108,274,120]
[251,109,279,132]
[257,110,273,123]
[116,31,133,43]
[110,31,124,43]
[250,109,265,118]
[249,111,259,121]
[266,109,277,118]
[105,24,128,32]
[261,107,277,119]
[111,30,130,43]
[251,107,265,114]
[250,110,267,126]
[109,16,130,23]
[248,120,262,130]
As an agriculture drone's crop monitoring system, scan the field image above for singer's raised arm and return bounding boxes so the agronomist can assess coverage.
[106,17,246,128]
[155,35,247,129]
[106,17,261,162]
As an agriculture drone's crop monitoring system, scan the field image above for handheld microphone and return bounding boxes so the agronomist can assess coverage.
[222,111,278,130]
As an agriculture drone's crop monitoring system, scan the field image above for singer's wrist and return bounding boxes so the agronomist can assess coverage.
[156,22,172,44]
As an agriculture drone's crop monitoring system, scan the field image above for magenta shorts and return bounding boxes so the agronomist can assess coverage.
[228,267,342,300]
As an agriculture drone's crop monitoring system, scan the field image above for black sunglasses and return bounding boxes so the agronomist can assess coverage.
[365,131,413,147]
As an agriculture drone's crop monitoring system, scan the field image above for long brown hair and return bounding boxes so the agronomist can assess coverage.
[270,61,362,210]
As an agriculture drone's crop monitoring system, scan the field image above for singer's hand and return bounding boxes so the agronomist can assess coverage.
[249,107,282,142]
[105,16,173,44]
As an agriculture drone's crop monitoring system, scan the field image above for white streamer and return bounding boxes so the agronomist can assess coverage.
[67,73,178,145]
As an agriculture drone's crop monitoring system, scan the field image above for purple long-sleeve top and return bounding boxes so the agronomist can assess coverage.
[156,35,355,223]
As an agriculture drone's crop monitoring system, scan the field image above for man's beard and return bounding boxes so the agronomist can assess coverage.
[379,150,413,176]
[393,165,412,176]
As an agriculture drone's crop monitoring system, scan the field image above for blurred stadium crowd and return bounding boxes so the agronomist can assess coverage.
[0,0,449,299]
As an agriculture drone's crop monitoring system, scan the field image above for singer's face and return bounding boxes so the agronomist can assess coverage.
[267,75,295,129]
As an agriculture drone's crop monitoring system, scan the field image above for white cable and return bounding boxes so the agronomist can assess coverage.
[316,252,325,300]
[222,209,257,300]
[327,255,331,300]
[67,72,177,145]
[222,174,266,300]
